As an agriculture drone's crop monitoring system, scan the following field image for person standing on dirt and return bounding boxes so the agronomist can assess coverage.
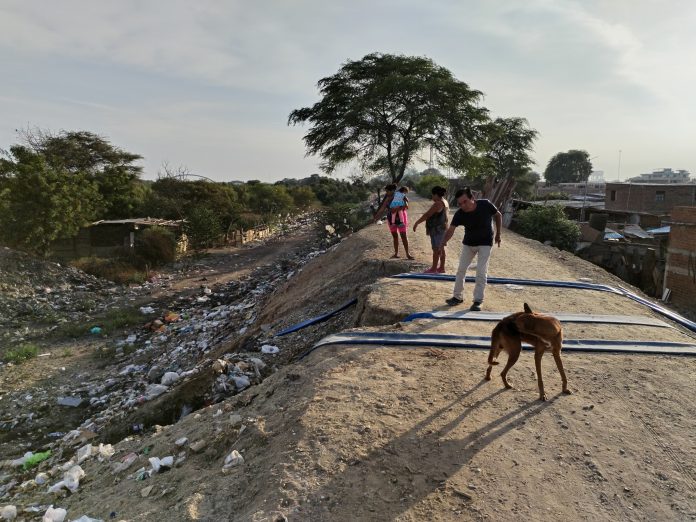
[372,184,415,260]
[440,187,502,310]
[412,186,449,273]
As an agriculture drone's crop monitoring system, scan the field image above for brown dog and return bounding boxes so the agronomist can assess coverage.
[485,303,571,401]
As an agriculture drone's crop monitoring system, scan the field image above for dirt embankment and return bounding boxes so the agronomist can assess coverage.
[2,197,695,521]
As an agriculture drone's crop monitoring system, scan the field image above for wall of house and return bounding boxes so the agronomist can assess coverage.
[664,206,696,313]
[605,183,696,215]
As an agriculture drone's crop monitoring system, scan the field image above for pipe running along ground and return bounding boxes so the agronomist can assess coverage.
[299,332,696,360]
[391,273,696,334]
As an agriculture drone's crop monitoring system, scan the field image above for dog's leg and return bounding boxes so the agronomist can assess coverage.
[534,347,547,401]
[500,340,521,389]
[552,338,571,394]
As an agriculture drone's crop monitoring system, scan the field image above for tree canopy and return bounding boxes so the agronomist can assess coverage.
[0,146,101,255]
[289,53,490,184]
[18,129,145,219]
[544,150,593,185]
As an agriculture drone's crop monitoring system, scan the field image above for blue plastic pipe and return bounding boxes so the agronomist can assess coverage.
[391,273,696,333]
[275,298,358,337]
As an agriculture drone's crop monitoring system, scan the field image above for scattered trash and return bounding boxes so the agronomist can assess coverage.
[143,384,168,400]
[139,306,156,314]
[148,456,174,474]
[160,372,180,386]
[70,516,104,522]
[112,452,138,474]
[89,326,102,335]
[175,437,189,447]
[0,505,17,520]
[42,506,67,522]
[140,485,154,498]
[163,311,180,323]
[190,440,207,453]
[222,450,244,470]
[260,344,280,354]
[504,284,525,291]
[21,450,51,470]
[57,397,83,407]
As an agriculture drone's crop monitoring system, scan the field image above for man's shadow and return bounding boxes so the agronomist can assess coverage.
[303,379,559,520]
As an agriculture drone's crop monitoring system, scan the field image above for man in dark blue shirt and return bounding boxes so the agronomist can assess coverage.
[440,187,502,310]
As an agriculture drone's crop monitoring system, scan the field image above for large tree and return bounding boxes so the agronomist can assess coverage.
[289,53,490,184]
[19,129,144,218]
[0,146,101,255]
[544,149,593,185]
[481,117,538,179]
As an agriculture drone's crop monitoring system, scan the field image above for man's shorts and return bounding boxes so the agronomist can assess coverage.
[429,230,445,250]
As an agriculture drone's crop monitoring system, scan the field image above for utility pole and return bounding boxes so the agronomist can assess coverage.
[617,149,622,181]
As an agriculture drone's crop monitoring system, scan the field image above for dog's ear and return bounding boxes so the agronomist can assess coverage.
[523,303,533,314]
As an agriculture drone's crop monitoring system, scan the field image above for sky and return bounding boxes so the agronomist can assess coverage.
[1,0,694,183]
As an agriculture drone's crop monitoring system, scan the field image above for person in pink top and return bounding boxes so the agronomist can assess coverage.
[372,184,415,259]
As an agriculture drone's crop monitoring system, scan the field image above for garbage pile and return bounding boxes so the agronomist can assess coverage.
[0,211,345,517]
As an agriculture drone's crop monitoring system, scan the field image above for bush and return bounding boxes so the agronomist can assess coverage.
[3,343,39,363]
[185,206,224,249]
[415,174,449,198]
[71,257,146,284]
[515,204,580,251]
[136,227,177,267]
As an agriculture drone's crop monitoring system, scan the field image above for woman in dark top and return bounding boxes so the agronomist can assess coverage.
[412,186,449,273]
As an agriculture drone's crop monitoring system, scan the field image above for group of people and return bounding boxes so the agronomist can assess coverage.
[373,184,502,312]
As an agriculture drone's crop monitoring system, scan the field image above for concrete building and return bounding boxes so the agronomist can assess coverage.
[627,168,692,184]
[605,183,696,218]
[664,206,696,314]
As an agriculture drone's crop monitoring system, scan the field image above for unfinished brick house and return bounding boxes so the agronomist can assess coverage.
[605,183,696,218]
[664,206,696,313]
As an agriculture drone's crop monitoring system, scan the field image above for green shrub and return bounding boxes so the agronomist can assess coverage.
[3,343,39,363]
[185,206,224,249]
[71,257,146,284]
[52,306,144,338]
[515,204,580,251]
[136,227,177,267]
[415,174,449,198]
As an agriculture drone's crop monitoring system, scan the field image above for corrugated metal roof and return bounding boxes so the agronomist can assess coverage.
[646,226,671,235]
[91,218,184,227]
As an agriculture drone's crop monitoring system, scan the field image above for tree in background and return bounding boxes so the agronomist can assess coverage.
[544,150,593,185]
[415,171,449,198]
[144,178,240,230]
[185,206,224,250]
[289,53,490,184]
[480,117,538,180]
[0,146,101,255]
[513,169,541,200]
[18,129,145,219]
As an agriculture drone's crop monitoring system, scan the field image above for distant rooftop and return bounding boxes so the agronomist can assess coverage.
[627,168,691,184]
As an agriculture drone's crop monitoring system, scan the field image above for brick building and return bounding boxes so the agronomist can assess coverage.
[664,206,696,313]
[605,183,696,217]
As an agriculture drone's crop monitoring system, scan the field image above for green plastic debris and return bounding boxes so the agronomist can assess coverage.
[22,450,51,470]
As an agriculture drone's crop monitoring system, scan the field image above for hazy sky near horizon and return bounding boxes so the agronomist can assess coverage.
[1,1,694,183]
